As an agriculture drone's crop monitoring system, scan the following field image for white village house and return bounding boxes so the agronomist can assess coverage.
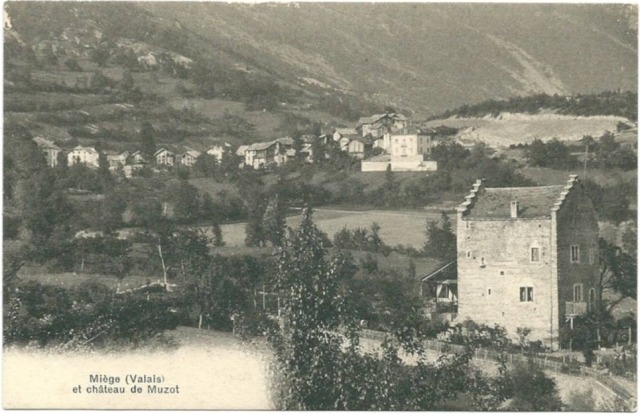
[67,145,100,168]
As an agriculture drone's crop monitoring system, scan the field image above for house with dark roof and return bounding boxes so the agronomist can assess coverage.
[177,147,201,167]
[154,148,175,166]
[131,151,146,165]
[33,137,61,168]
[421,260,458,324]
[243,137,295,169]
[333,128,358,142]
[357,113,408,138]
[105,150,129,169]
[346,136,371,159]
[456,176,599,349]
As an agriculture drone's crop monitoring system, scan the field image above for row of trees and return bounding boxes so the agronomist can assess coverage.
[522,132,637,171]
[433,91,638,122]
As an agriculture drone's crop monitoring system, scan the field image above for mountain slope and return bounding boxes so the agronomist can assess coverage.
[5,2,637,120]
[137,2,637,115]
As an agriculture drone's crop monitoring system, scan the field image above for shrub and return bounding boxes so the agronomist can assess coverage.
[3,280,181,350]
[502,360,563,411]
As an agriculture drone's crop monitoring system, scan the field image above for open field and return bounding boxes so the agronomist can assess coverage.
[214,208,455,249]
[425,113,632,147]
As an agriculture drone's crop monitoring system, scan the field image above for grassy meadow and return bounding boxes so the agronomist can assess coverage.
[212,208,454,249]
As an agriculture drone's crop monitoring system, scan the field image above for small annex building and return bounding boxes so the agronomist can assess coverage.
[456,176,599,349]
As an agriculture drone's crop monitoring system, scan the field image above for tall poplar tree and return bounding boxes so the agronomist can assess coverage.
[140,121,157,159]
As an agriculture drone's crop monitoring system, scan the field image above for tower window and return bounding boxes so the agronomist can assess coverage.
[571,245,580,263]
[520,287,534,302]
[531,247,540,262]
[573,284,583,302]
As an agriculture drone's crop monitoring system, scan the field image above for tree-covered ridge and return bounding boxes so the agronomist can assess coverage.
[431,91,638,122]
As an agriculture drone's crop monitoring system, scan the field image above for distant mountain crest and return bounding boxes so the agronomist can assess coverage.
[5,2,637,117]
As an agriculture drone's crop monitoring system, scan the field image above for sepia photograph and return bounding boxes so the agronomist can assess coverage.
[2,1,638,410]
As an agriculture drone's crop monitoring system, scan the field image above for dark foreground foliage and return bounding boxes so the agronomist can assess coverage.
[3,280,181,351]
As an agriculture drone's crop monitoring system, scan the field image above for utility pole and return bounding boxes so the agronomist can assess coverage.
[583,142,589,182]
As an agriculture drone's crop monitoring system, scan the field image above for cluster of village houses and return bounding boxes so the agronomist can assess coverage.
[32,136,231,177]
[237,112,441,172]
[31,113,612,349]
[32,112,450,175]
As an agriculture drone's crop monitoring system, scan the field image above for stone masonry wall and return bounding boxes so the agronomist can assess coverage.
[457,218,557,343]
[555,186,600,328]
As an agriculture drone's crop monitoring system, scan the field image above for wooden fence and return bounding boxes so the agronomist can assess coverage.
[359,329,636,406]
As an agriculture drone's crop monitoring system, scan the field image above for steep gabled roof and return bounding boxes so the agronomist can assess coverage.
[154,147,174,156]
[181,148,201,158]
[358,113,407,125]
[335,128,358,136]
[459,177,581,220]
[247,141,277,151]
[358,113,387,125]
[421,260,457,283]
[466,186,566,219]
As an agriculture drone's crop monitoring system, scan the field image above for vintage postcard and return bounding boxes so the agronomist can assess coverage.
[3,1,637,410]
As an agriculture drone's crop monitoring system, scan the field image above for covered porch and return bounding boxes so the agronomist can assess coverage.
[421,260,458,323]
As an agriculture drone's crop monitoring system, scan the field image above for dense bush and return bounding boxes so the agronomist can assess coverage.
[584,179,633,224]
[447,319,511,349]
[500,359,563,411]
[523,138,579,169]
[423,212,456,260]
[333,223,390,255]
[3,280,181,350]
